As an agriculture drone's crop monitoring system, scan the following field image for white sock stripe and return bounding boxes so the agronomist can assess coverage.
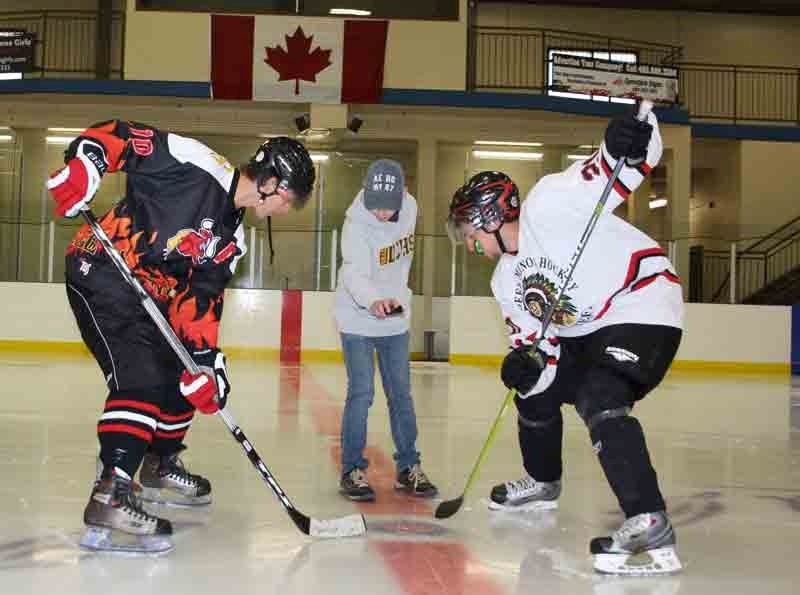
[99,411,157,430]
[156,420,193,431]
[67,284,119,391]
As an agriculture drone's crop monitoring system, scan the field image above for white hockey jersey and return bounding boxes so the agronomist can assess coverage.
[490,112,684,396]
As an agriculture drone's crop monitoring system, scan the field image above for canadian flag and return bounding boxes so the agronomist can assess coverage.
[211,15,388,104]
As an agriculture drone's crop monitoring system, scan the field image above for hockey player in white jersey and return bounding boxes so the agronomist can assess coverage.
[447,107,683,575]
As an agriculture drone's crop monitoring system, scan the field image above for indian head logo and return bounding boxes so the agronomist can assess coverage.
[522,272,578,327]
[164,219,221,265]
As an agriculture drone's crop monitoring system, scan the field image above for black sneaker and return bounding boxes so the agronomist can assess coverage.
[395,464,438,498]
[339,468,375,502]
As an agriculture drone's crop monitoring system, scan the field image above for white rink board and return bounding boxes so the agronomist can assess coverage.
[449,295,791,364]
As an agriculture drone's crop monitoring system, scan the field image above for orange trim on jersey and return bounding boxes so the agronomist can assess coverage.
[104,399,161,416]
[98,423,153,442]
[81,121,128,172]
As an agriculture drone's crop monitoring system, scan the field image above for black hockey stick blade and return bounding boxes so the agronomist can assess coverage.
[434,496,464,519]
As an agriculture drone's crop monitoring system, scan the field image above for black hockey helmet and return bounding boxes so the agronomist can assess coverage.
[447,171,521,244]
[247,136,316,205]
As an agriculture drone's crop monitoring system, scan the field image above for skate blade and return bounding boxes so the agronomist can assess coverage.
[487,498,558,512]
[141,486,212,508]
[80,526,174,555]
[593,546,682,575]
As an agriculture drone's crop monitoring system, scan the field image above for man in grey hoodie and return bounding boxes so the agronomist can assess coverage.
[334,159,437,501]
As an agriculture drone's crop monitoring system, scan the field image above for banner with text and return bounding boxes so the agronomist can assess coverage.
[0,32,34,74]
[551,55,678,104]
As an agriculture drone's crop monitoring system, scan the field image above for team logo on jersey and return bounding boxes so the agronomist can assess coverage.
[164,218,221,265]
[520,272,578,326]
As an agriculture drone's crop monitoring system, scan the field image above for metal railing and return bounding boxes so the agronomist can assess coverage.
[470,26,800,124]
[0,10,125,78]
[680,62,800,123]
[470,26,682,92]
[703,213,800,303]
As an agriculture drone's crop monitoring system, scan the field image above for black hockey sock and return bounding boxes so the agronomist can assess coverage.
[518,411,563,482]
[590,416,665,517]
[97,388,162,478]
[149,385,195,456]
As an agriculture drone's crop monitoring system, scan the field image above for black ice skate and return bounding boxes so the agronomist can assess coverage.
[489,475,560,511]
[591,511,682,575]
[395,464,438,498]
[340,468,376,502]
[81,466,173,554]
[139,448,212,507]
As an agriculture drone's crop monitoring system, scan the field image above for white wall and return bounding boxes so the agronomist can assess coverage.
[449,296,791,365]
[0,282,282,350]
[2,283,791,366]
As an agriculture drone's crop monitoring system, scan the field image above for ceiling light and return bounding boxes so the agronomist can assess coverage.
[0,73,22,80]
[649,198,668,209]
[474,140,543,147]
[46,136,76,144]
[566,154,592,161]
[0,135,13,142]
[310,153,329,163]
[578,145,597,149]
[47,127,85,133]
[329,8,372,16]
[473,150,543,161]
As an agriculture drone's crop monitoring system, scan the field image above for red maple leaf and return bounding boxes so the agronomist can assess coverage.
[264,26,332,95]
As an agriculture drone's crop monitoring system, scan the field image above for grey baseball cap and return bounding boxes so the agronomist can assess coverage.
[363,159,404,211]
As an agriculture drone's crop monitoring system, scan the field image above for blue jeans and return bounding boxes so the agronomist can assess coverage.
[340,331,420,476]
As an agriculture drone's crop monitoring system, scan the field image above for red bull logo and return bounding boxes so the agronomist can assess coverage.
[164,218,221,265]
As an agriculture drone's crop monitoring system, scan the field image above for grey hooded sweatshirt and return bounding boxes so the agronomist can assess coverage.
[334,190,417,337]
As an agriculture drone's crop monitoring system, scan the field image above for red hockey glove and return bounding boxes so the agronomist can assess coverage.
[46,139,106,218]
[179,349,230,414]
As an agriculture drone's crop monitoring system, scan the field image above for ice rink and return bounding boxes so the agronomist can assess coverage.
[1,351,798,595]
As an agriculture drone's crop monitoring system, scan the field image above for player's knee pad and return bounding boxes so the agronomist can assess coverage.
[518,410,561,430]
[582,406,632,432]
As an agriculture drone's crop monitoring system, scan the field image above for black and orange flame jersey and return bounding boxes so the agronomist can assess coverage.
[64,120,247,351]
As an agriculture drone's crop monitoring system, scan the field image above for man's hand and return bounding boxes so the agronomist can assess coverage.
[179,348,230,414]
[501,345,546,395]
[46,139,107,218]
[369,298,402,319]
[604,110,653,165]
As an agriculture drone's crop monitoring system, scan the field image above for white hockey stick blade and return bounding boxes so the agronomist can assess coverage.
[79,526,174,555]
[309,514,367,539]
[593,546,682,575]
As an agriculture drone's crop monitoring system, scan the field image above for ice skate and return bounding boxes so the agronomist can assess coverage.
[80,466,173,554]
[139,448,212,507]
[488,475,560,511]
[591,511,682,575]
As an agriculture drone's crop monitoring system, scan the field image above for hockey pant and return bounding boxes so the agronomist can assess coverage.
[66,258,195,478]
[514,323,681,518]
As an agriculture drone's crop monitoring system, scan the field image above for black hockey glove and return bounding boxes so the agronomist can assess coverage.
[604,110,653,165]
[501,345,546,395]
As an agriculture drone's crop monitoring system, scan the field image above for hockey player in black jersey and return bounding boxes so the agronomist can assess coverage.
[46,120,315,553]
[447,108,683,575]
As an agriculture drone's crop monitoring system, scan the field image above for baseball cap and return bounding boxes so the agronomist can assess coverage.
[363,159,404,212]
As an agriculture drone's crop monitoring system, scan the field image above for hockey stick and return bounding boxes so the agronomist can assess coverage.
[81,210,366,539]
[435,101,654,520]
